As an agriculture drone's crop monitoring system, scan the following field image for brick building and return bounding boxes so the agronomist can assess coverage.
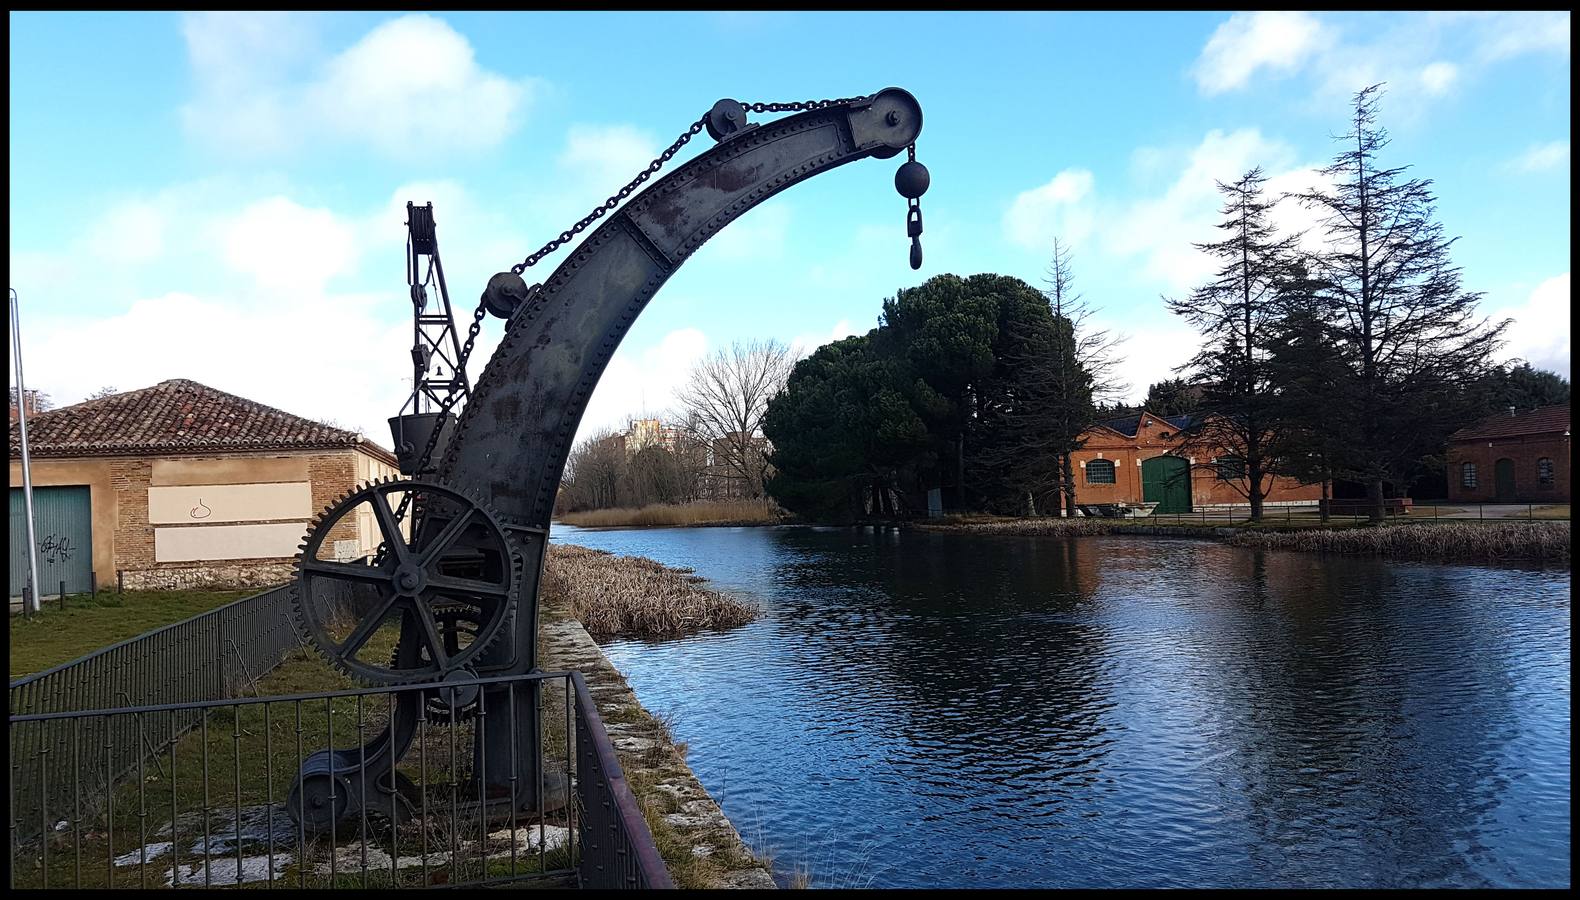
[1445,405,1570,503]
[8,379,399,594]
[1071,410,1323,513]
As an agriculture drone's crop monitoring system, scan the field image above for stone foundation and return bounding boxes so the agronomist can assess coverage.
[121,563,294,591]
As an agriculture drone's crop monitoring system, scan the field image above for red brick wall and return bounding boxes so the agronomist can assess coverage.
[1071,416,1322,509]
[1446,433,1571,503]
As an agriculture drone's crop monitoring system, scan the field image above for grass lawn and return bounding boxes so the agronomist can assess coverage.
[10,589,257,680]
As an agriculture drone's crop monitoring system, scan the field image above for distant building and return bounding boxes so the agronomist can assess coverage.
[1445,405,1570,503]
[1072,410,1322,513]
[624,418,680,454]
[8,379,399,594]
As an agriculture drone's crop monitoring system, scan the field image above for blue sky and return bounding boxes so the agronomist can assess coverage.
[9,11,1571,446]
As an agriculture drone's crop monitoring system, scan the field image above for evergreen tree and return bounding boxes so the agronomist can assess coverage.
[1294,85,1509,522]
[1167,167,1299,521]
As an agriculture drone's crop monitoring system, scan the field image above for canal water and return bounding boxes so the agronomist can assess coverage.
[549,524,1571,889]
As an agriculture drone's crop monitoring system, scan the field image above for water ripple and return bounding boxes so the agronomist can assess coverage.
[556,526,1571,889]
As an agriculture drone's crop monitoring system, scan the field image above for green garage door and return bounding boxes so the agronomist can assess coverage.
[9,486,93,597]
[1142,456,1192,514]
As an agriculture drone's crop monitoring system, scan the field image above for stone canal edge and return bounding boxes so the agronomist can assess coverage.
[539,599,777,889]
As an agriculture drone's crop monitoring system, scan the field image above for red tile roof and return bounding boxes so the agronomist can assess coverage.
[8,379,396,464]
[1449,404,1571,442]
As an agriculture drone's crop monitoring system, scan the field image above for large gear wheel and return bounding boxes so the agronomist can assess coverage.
[291,477,520,686]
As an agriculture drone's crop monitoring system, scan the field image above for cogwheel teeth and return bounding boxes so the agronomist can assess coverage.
[289,476,520,687]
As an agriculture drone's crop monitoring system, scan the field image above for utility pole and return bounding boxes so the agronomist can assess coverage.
[10,288,42,615]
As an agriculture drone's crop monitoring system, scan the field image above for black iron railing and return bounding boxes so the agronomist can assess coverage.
[571,671,674,890]
[8,584,354,849]
[8,670,670,889]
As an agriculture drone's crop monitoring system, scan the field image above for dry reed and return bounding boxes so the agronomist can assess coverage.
[557,500,781,528]
[543,544,760,638]
[1226,521,1570,563]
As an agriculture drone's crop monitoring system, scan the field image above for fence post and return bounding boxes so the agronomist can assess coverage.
[117,570,124,595]
[1479,503,1483,521]
[59,580,66,611]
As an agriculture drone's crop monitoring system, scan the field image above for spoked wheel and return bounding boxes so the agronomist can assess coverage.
[291,478,518,685]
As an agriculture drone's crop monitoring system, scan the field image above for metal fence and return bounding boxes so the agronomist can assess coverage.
[9,671,671,889]
[571,671,674,890]
[8,584,354,850]
[1097,500,1570,527]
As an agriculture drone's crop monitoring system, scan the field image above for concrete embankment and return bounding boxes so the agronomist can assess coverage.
[539,545,776,890]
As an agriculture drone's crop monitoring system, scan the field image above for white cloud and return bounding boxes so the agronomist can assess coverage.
[86,202,166,265]
[1193,12,1331,95]
[1473,11,1571,62]
[20,289,411,441]
[1193,12,1570,109]
[1418,61,1458,96]
[1003,169,1096,253]
[1101,129,1305,293]
[181,13,537,159]
[1494,273,1571,377]
[222,197,361,292]
[1089,314,1202,405]
[1507,140,1571,173]
[558,124,659,181]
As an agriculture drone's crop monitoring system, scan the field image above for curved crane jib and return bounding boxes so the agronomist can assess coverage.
[443,89,924,531]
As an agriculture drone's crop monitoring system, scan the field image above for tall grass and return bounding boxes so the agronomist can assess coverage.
[1226,521,1570,563]
[557,501,780,529]
[542,545,760,638]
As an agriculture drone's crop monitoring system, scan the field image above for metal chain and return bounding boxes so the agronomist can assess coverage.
[742,96,869,114]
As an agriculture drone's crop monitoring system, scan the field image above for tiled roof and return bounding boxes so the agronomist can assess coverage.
[1095,411,1201,437]
[8,379,396,464]
[1449,404,1571,442]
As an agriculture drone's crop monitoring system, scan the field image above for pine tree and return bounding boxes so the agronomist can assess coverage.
[1167,168,1298,521]
[1294,85,1510,522]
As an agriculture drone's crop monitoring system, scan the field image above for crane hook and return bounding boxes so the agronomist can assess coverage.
[895,145,929,270]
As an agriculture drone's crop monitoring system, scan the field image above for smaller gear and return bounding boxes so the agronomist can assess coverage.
[390,603,487,722]
[291,477,520,686]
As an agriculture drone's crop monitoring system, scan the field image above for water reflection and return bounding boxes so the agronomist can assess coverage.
[552,525,1570,889]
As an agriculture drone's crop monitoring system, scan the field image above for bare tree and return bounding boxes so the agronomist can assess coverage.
[1044,239,1127,516]
[560,428,627,511]
[676,339,796,501]
[85,386,118,401]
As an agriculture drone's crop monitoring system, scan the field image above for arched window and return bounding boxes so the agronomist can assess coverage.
[1537,458,1554,485]
[1085,459,1116,484]
[1461,462,1478,488]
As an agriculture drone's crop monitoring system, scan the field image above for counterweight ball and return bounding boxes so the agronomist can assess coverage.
[482,272,531,320]
[895,160,930,200]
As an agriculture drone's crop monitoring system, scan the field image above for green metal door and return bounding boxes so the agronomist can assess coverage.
[1142,456,1192,514]
[1494,458,1516,501]
[9,486,93,596]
